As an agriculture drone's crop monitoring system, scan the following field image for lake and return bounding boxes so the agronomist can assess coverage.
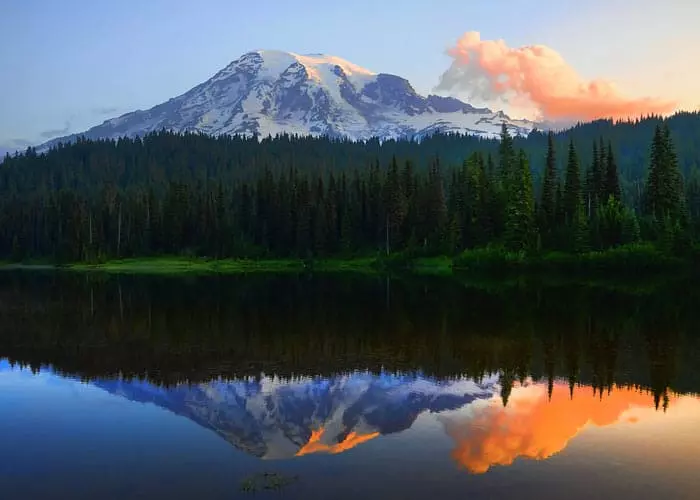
[0,271,699,499]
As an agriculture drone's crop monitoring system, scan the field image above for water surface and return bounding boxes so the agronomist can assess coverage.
[0,272,698,499]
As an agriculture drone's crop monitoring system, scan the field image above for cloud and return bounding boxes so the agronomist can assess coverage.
[435,31,677,122]
[439,383,685,474]
[39,121,72,139]
[92,106,120,116]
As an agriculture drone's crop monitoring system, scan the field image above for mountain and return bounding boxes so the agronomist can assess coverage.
[94,372,500,459]
[41,50,535,149]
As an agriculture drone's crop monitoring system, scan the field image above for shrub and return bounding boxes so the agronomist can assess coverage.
[452,246,526,273]
[372,251,415,272]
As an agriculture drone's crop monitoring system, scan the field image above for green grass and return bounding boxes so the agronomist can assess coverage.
[452,243,687,276]
[1,243,694,280]
[67,257,307,275]
[310,257,378,273]
[413,256,453,275]
[64,255,454,276]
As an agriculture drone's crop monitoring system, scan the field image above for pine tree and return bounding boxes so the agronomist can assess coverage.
[383,155,407,254]
[605,142,621,202]
[486,152,505,239]
[312,177,326,256]
[598,136,607,190]
[422,157,447,251]
[621,209,641,244]
[573,199,590,253]
[476,153,494,245]
[539,132,557,245]
[366,160,383,249]
[401,161,418,248]
[686,168,700,240]
[563,139,581,225]
[585,141,605,218]
[449,166,466,248]
[646,124,663,219]
[504,150,535,252]
[499,123,516,190]
[645,124,686,227]
[295,176,312,256]
[584,146,595,218]
[663,125,687,224]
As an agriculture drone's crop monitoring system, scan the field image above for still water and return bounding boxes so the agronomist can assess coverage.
[0,272,699,499]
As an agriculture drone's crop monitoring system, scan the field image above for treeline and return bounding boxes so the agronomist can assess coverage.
[0,117,699,262]
[3,111,700,194]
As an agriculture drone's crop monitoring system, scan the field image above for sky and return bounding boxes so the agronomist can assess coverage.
[1,0,699,150]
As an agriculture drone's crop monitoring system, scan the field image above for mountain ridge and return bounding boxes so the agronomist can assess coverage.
[39,49,536,150]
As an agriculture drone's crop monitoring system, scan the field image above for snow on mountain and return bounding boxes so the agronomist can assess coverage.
[40,50,536,150]
[94,371,500,460]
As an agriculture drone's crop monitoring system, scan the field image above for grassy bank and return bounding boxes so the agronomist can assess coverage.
[60,256,452,276]
[0,243,696,278]
[451,243,696,276]
[68,257,307,275]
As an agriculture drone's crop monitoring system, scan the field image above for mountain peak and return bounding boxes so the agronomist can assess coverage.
[236,49,376,89]
[38,49,536,150]
[246,49,375,73]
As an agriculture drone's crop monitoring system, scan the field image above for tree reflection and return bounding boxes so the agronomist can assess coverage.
[0,271,698,400]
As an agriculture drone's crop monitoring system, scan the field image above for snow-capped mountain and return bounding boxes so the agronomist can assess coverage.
[95,371,500,459]
[41,50,535,149]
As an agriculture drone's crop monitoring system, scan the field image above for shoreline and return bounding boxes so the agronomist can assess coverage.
[0,246,695,279]
[0,257,442,275]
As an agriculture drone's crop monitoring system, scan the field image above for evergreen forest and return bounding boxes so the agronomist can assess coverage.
[1,112,699,265]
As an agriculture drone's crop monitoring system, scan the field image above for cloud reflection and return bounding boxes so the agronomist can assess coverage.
[441,383,683,474]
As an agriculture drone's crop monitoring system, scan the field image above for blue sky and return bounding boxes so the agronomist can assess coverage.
[1,0,698,149]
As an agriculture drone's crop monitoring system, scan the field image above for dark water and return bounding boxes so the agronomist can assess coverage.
[1,272,699,500]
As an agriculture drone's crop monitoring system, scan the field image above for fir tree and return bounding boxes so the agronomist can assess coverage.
[499,123,516,185]
[504,150,535,252]
[645,124,686,226]
[421,157,447,251]
[563,139,581,225]
[573,199,590,253]
[383,155,407,253]
[539,131,557,244]
[605,142,621,202]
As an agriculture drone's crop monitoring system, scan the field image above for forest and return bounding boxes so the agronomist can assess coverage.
[0,111,699,264]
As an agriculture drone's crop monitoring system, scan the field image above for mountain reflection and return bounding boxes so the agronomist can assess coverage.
[296,429,380,456]
[66,370,697,469]
[92,372,498,459]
